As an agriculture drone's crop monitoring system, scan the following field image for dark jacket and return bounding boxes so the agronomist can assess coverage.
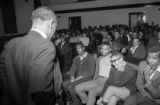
[137,61,160,103]
[2,31,56,105]
[69,53,96,80]
[101,63,137,96]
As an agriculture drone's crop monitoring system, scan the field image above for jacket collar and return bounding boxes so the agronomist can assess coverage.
[30,28,47,39]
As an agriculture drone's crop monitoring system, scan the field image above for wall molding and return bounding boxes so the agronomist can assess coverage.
[55,1,160,14]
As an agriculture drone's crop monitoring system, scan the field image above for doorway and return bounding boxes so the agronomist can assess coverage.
[129,12,146,28]
[69,16,81,32]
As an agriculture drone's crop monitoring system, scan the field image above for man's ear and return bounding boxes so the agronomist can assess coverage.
[49,20,53,29]
[47,20,53,29]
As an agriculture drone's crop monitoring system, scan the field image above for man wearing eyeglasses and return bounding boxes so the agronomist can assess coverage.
[97,52,137,105]
[124,45,160,105]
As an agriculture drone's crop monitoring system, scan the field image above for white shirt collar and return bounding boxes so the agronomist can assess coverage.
[80,52,87,60]
[31,28,47,39]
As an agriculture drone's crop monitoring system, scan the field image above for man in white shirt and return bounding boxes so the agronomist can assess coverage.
[75,42,112,105]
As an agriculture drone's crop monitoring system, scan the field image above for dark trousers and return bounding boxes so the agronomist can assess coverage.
[62,78,90,105]
[124,92,158,105]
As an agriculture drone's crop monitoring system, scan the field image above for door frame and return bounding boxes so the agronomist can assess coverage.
[129,12,145,28]
[68,16,81,32]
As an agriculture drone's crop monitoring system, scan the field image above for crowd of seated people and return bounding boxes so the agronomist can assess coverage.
[52,22,160,105]
[0,22,160,105]
[52,23,160,73]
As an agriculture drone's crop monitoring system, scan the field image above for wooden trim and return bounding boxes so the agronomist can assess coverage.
[55,1,160,14]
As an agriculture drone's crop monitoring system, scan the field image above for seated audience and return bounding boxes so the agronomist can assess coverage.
[62,42,96,105]
[75,42,112,105]
[97,52,137,105]
[124,45,160,105]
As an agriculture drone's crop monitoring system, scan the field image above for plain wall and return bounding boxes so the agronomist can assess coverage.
[52,0,160,11]
[53,5,160,30]
[10,0,160,33]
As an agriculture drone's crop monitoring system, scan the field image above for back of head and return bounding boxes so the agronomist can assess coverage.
[31,6,56,22]
[31,6,57,38]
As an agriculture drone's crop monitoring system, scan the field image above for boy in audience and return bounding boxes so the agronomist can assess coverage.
[75,42,112,105]
[97,52,137,105]
[124,45,160,105]
[62,42,95,105]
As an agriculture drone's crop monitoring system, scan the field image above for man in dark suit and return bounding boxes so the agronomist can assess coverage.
[125,37,146,65]
[128,37,146,59]
[124,45,160,105]
[1,6,57,105]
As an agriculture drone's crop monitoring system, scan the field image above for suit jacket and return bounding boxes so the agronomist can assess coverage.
[3,31,56,105]
[137,61,160,103]
[125,44,146,65]
[129,44,146,59]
